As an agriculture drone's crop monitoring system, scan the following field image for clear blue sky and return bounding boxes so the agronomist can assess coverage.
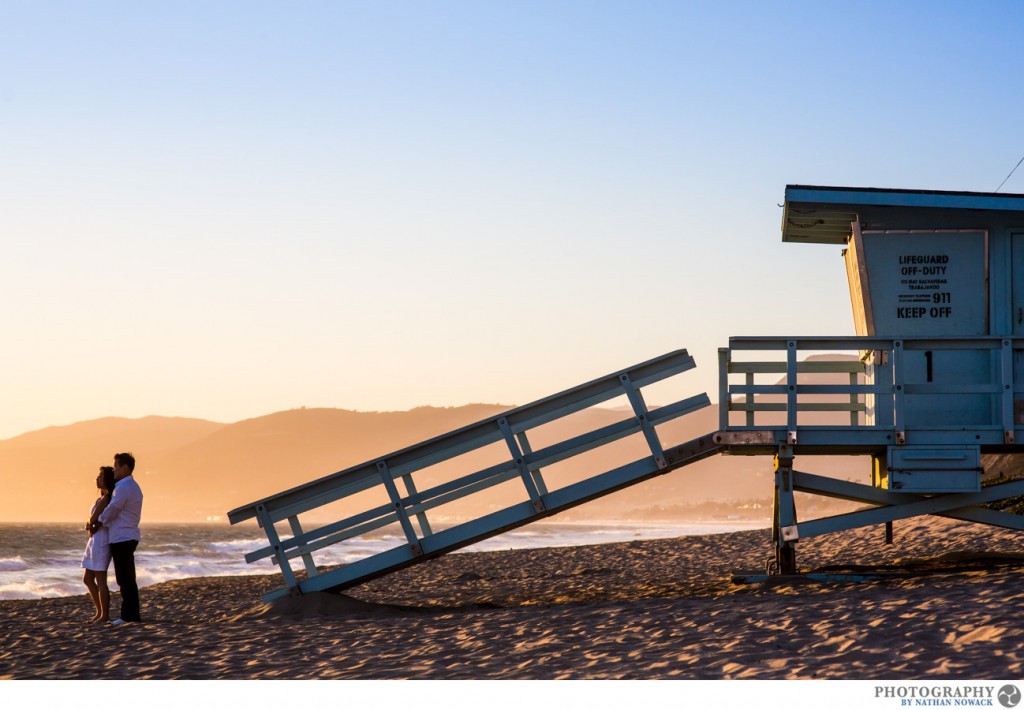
[1,1,1022,439]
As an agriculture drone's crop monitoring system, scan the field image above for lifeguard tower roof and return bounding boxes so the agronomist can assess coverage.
[782,184,1024,244]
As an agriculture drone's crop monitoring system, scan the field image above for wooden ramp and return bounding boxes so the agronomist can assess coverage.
[227,349,720,601]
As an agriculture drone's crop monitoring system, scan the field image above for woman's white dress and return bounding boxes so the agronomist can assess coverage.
[82,499,112,572]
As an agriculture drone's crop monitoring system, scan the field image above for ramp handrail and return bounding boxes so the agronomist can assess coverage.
[228,349,711,599]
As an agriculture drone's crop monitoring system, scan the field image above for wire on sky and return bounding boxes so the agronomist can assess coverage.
[995,153,1024,193]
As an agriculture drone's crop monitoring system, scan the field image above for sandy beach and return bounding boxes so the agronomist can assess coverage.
[2,516,1023,680]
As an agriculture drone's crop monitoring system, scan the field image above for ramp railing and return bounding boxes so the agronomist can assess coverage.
[228,349,716,601]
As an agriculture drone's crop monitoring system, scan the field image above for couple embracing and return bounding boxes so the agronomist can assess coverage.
[82,452,143,626]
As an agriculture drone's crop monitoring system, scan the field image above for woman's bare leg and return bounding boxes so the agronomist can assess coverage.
[95,571,110,623]
[83,570,101,621]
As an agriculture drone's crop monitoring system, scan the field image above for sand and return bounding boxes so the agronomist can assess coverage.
[2,517,1023,680]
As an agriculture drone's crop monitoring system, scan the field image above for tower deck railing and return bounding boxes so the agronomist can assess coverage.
[717,336,1024,453]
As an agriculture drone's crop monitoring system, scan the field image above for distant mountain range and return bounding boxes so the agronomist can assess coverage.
[1,400,872,524]
[11,352,1020,527]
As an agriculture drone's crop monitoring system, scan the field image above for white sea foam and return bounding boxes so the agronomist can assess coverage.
[134,562,255,589]
[0,557,29,572]
[207,538,269,553]
[0,578,82,600]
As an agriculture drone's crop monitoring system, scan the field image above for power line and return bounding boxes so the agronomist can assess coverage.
[995,152,1024,193]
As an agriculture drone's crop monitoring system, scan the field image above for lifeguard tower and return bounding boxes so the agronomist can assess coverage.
[720,185,1024,574]
[229,185,1024,600]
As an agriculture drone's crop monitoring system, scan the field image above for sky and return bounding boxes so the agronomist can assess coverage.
[2,1,1023,440]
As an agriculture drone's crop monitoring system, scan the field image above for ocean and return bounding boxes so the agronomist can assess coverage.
[0,520,765,601]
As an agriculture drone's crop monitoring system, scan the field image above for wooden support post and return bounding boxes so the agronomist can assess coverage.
[401,474,433,537]
[498,417,546,513]
[893,340,906,445]
[786,341,798,445]
[1002,338,1015,444]
[287,516,318,577]
[850,370,859,426]
[516,431,549,496]
[377,461,423,556]
[620,372,666,469]
[256,504,300,595]
[745,372,755,427]
[718,348,730,431]
[774,447,798,575]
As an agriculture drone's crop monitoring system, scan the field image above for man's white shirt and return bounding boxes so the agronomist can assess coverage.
[99,475,143,543]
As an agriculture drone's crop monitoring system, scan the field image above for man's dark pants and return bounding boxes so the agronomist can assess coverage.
[110,540,141,622]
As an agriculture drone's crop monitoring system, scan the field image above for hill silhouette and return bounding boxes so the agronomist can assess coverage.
[11,354,1015,526]
[1,400,871,523]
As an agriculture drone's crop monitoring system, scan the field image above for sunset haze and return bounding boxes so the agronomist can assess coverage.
[4,2,1024,442]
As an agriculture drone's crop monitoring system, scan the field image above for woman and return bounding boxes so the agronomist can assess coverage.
[82,466,116,623]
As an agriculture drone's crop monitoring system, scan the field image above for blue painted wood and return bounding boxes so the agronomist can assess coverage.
[228,349,713,599]
[245,503,396,563]
[240,322,1024,600]
[515,431,548,496]
[254,434,720,601]
[395,394,709,510]
[791,479,1024,540]
[785,185,1024,212]
[276,514,401,565]
[730,384,889,395]
[1002,338,1015,442]
[718,348,729,431]
[255,505,298,590]
[619,372,665,467]
[791,471,1024,532]
[255,394,716,566]
[498,416,544,511]
[377,460,421,552]
[287,516,317,577]
[296,537,421,595]
[720,335,1024,452]
[401,474,433,537]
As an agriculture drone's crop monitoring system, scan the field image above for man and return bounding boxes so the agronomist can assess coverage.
[99,452,143,624]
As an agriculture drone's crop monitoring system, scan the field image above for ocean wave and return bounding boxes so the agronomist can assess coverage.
[41,556,88,569]
[141,546,224,559]
[0,557,29,572]
[0,579,82,600]
[206,538,269,553]
[135,563,256,588]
